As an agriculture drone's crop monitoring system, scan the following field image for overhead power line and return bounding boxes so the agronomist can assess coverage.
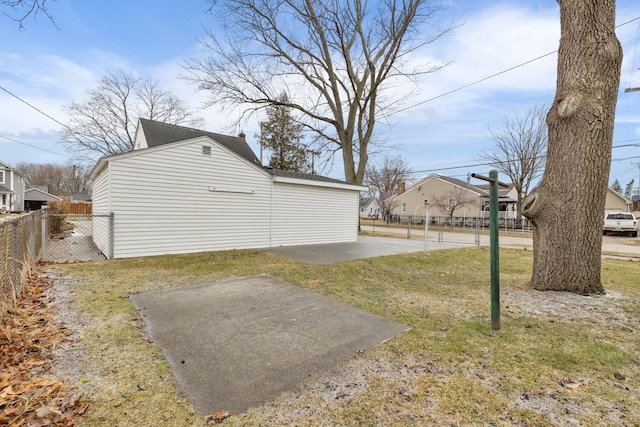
[410,142,640,175]
[396,51,557,114]
[398,14,640,115]
[0,85,68,129]
[0,134,68,158]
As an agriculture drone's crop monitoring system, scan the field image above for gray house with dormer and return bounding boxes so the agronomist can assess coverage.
[0,161,25,212]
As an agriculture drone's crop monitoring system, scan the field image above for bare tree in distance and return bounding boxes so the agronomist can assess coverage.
[364,154,411,222]
[1,0,55,28]
[259,93,309,173]
[624,179,635,199]
[522,0,622,295]
[62,69,204,160]
[430,186,476,223]
[16,161,91,196]
[184,0,454,185]
[479,104,547,219]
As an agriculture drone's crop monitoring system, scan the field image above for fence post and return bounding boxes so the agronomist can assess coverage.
[423,207,429,251]
[41,207,48,262]
[12,221,18,287]
[109,212,115,260]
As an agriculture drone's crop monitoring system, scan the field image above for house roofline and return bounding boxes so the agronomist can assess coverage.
[90,134,274,181]
[272,175,367,191]
[24,187,63,201]
[608,187,633,204]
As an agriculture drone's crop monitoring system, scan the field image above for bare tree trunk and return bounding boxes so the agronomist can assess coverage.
[522,0,622,295]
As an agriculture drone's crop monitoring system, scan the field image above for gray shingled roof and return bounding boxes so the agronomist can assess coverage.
[267,168,351,185]
[25,188,61,202]
[434,174,487,195]
[137,119,354,186]
[0,184,14,194]
[138,118,262,166]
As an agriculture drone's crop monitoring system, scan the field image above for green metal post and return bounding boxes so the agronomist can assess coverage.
[471,171,504,331]
[489,170,500,330]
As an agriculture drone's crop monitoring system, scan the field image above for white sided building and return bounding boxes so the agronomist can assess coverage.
[90,119,365,259]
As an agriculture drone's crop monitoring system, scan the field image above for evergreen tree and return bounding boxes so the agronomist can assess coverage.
[611,179,622,193]
[260,93,308,173]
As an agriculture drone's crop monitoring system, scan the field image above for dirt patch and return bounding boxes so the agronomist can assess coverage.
[44,270,91,386]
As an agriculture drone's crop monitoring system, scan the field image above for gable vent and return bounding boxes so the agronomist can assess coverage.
[202,146,212,156]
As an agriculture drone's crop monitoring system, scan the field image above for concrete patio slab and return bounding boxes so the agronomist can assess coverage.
[130,274,409,415]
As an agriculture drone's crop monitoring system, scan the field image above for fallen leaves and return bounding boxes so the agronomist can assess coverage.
[205,410,231,424]
[0,273,88,426]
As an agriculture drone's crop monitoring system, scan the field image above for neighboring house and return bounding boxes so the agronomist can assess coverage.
[605,187,633,213]
[388,174,517,220]
[72,193,92,204]
[90,119,366,259]
[475,184,521,218]
[24,186,62,211]
[0,161,26,212]
[359,196,381,218]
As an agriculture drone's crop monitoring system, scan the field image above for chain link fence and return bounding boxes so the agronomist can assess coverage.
[42,211,113,263]
[361,216,640,258]
[0,211,42,305]
[1,209,114,305]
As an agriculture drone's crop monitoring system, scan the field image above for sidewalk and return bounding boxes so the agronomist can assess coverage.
[360,224,534,250]
[361,224,640,258]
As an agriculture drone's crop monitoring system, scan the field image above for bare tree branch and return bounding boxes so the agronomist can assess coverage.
[2,0,57,29]
[364,153,410,221]
[478,103,548,217]
[15,161,91,196]
[184,0,454,184]
[430,186,477,220]
[62,69,204,159]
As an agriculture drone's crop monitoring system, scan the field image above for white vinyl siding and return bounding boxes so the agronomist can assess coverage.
[133,127,148,150]
[271,182,359,246]
[91,135,365,258]
[106,137,272,258]
[91,167,111,256]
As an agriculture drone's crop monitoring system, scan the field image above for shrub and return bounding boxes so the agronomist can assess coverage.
[47,201,67,235]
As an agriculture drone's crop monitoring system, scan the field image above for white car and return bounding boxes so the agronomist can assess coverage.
[603,212,638,237]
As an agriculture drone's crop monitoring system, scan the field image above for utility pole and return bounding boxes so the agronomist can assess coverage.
[636,161,640,196]
[307,149,320,174]
[624,77,639,201]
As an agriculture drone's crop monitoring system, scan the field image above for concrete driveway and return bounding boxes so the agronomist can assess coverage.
[266,234,469,264]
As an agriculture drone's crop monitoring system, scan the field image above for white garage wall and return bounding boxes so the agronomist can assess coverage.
[271,180,360,247]
[91,164,111,257]
[107,137,273,258]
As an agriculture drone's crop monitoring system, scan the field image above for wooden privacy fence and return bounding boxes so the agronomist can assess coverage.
[62,202,92,214]
[0,211,42,305]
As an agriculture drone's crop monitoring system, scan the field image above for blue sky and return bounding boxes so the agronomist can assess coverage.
[1,0,640,190]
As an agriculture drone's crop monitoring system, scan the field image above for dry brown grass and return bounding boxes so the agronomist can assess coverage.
[47,247,640,426]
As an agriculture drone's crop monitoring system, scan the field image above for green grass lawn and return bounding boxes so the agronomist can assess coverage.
[53,247,640,426]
